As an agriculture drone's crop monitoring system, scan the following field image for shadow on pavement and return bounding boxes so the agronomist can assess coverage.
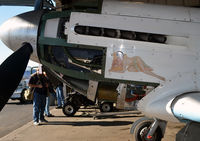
[7,101,32,105]
[53,113,143,119]
[42,120,133,126]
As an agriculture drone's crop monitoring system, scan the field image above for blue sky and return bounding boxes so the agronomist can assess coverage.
[0,6,38,67]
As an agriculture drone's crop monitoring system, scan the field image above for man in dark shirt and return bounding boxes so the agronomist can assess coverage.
[29,68,49,126]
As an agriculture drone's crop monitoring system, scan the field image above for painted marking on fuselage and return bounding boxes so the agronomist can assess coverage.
[109,51,165,81]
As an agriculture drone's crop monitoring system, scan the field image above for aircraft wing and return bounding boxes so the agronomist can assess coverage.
[0,0,35,7]
[0,0,54,8]
[1,0,199,8]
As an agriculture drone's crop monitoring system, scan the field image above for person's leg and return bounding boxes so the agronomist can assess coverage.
[51,92,56,98]
[39,95,46,121]
[59,86,65,106]
[45,96,50,116]
[33,92,39,123]
[38,94,42,120]
[56,87,61,107]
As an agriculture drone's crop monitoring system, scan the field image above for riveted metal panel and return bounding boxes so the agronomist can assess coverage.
[44,18,60,38]
[87,80,98,101]
[66,12,200,84]
[102,1,190,21]
[116,84,127,109]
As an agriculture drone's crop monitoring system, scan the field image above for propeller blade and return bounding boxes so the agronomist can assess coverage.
[0,42,33,111]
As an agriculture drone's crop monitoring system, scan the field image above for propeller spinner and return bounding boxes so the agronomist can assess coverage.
[0,10,43,111]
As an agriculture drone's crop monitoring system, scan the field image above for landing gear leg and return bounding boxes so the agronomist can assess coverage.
[176,121,200,141]
[130,117,167,141]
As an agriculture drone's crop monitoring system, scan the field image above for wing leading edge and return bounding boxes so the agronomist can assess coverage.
[0,0,54,8]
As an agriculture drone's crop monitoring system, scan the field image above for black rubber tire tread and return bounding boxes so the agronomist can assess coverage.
[133,118,162,141]
[100,102,113,112]
[62,102,78,117]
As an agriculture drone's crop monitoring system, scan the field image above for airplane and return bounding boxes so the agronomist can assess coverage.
[0,0,200,141]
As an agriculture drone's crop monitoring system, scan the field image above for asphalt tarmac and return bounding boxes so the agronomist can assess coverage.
[0,100,33,138]
[0,105,185,141]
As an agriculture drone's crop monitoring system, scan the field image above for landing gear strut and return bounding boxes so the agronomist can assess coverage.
[176,121,200,141]
[130,117,166,141]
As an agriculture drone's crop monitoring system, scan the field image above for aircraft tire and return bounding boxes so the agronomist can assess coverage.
[132,118,162,141]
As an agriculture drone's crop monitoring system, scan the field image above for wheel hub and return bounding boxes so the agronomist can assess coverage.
[65,105,74,114]
[102,104,110,112]
[140,126,155,141]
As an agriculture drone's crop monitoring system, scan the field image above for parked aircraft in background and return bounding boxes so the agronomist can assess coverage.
[0,0,200,141]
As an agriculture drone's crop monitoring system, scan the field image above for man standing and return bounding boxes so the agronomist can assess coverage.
[29,68,49,126]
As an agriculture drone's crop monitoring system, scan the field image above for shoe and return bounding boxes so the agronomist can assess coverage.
[39,119,48,123]
[33,122,40,126]
[56,106,62,109]
[47,114,54,117]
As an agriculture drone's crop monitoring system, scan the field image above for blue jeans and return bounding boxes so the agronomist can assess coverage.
[33,92,46,122]
[45,96,50,116]
[56,86,64,107]
[45,93,56,115]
